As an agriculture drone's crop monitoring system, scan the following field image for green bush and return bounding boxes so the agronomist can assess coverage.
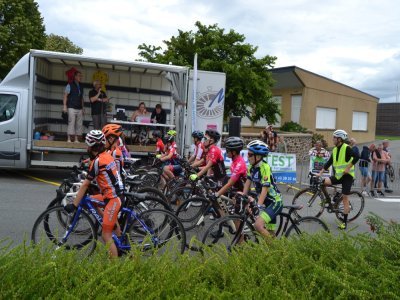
[1,222,400,299]
[280,121,308,133]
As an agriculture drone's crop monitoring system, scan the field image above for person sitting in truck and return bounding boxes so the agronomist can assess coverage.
[130,102,150,144]
[63,70,84,143]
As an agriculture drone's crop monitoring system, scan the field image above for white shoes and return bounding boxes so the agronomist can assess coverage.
[361,190,369,197]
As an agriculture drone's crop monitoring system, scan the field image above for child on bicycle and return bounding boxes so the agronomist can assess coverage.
[243,140,283,239]
[64,130,124,258]
[152,130,165,155]
[102,124,125,177]
[188,130,205,166]
[158,134,182,182]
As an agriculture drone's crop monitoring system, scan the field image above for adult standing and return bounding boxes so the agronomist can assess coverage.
[349,138,360,158]
[371,143,390,197]
[63,71,84,143]
[382,139,393,193]
[309,140,330,174]
[260,124,278,152]
[359,145,372,196]
[318,130,359,230]
[89,80,109,130]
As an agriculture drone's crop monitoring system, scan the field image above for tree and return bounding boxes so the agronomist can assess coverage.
[44,34,83,54]
[138,21,279,123]
[0,0,46,79]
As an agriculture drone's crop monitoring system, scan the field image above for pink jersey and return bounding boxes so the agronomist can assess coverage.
[230,155,247,183]
[194,142,205,160]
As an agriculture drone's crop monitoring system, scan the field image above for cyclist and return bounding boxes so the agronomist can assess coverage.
[189,129,226,182]
[152,130,165,155]
[102,124,124,177]
[317,129,359,230]
[188,130,205,166]
[64,130,124,257]
[158,134,182,182]
[215,136,247,197]
[243,140,283,239]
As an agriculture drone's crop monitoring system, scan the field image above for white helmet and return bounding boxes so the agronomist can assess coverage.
[247,140,269,156]
[333,129,348,140]
[85,130,106,147]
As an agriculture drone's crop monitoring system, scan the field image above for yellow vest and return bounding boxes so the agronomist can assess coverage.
[332,143,355,179]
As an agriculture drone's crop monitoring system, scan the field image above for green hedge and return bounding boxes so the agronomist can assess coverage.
[1,223,400,299]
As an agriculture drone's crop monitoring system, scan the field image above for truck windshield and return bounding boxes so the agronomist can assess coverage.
[0,94,17,122]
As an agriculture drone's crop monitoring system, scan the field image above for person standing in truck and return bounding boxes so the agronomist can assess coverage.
[89,80,109,130]
[63,71,84,143]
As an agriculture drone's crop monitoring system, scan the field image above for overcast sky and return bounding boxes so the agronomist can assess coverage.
[36,0,400,102]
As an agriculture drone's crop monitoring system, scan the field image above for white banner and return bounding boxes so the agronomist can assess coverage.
[222,149,297,183]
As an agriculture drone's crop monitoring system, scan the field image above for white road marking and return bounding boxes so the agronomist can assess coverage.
[373,197,400,202]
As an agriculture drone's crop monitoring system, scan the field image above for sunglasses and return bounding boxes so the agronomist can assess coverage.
[247,153,255,157]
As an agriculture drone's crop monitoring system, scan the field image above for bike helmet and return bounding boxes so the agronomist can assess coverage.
[163,134,174,144]
[247,140,269,156]
[85,130,106,147]
[192,130,204,140]
[152,130,162,138]
[102,124,123,138]
[205,129,221,142]
[225,136,244,152]
[333,129,348,140]
[167,129,177,137]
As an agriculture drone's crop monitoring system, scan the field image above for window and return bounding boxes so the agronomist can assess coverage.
[291,95,302,123]
[254,96,282,127]
[0,94,17,122]
[352,111,368,131]
[316,107,336,129]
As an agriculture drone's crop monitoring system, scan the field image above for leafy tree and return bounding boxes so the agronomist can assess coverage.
[0,0,46,79]
[138,21,279,123]
[44,34,83,54]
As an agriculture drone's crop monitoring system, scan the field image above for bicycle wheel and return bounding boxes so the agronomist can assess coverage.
[168,184,197,206]
[125,194,171,213]
[136,187,171,210]
[285,216,329,237]
[175,197,209,231]
[31,206,97,257]
[127,209,186,255]
[334,191,365,222]
[292,188,325,218]
[201,215,257,251]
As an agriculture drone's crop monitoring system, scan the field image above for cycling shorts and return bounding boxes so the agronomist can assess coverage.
[168,164,183,176]
[259,200,283,230]
[103,197,122,232]
[329,174,353,195]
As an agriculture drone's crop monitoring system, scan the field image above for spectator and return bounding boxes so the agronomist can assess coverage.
[260,124,278,152]
[130,102,147,122]
[130,102,149,144]
[359,145,372,196]
[382,139,393,193]
[308,140,330,175]
[89,80,109,130]
[349,138,360,158]
[370,143,390,197]
[151,103,167,136]
[63,71,84,143]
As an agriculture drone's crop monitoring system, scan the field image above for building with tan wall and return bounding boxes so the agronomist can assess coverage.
[240,66,378,146]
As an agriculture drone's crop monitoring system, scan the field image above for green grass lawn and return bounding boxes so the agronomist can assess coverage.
[376,135,400,140]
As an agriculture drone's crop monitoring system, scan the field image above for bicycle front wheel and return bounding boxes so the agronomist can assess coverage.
[201,215,257,252]
[292,188,325,218]
[285,216,329,237]
[334,191,365,222]
[127,209,186,255]
[31,206,97,257]
[175,197,209,231]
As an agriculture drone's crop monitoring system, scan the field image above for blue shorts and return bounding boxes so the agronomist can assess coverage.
[359,166,370,177]
[373,171,385,182]
[168,164,183,176]
[259,200,283,230]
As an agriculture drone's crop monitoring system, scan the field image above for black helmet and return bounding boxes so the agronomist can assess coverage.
[192,130,204,139]
[205,129,221,142]
[163,135,174,144]
[225,136,244,152]
[152,130,162,138]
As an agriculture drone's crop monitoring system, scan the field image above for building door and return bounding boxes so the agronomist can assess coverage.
[0,93,19,167]
[291,95,302,123]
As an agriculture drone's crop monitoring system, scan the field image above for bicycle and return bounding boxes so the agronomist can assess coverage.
[201,194,329,250]
[292,174,365,222]
[31,194,186,257]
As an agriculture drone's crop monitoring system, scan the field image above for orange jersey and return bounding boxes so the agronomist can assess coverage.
[110,147,124,175]
[87,151,124,200]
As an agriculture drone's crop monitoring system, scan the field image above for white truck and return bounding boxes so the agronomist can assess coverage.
[0,50,226,169]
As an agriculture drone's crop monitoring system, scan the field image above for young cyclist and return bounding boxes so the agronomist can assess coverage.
[64,130,124,258]
[243,140,283,239]
[189,129,226,182]
[215,136,247,197]
[152,130,165,155]
[159,134,182,182]
[102,124,124,177]
[188,130,205,166]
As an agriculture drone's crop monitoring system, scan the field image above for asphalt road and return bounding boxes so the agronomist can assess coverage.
[1,167,400,247]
